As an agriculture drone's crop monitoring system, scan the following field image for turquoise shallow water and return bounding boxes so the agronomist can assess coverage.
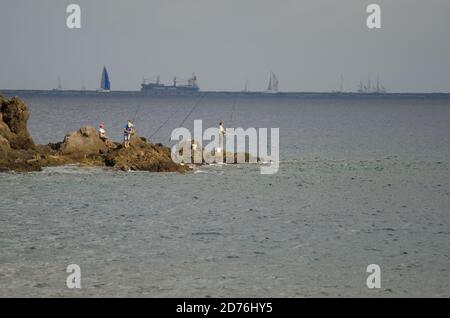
[1,94,450,297]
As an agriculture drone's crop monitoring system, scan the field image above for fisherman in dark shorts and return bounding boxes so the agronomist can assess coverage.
[123,120,135,148]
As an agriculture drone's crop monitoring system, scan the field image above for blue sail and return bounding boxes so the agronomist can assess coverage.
[100,66,111,91]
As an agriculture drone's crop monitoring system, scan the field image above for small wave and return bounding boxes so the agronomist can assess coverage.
[41,165,104,174]
[193,169,209,174]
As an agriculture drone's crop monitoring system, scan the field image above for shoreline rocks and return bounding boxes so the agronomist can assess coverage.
[0,95,189,173]
[0,95,257,173]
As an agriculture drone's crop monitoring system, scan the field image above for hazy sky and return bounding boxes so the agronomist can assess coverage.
[1,0,449,92]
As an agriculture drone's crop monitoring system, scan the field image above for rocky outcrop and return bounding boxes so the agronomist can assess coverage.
[0,95,188,173]
[0,95,40,172]
[0,96,35,150]
[57,126,108,157]
[104,135,187,172]
[0,94,256,173]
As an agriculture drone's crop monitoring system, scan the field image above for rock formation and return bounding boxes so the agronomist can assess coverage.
[0,94,40,172]
[0,95,188,173]
[0,95,35,150]
[0,94,256,173]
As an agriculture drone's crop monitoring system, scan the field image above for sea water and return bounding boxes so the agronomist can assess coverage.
[1,93,449,297]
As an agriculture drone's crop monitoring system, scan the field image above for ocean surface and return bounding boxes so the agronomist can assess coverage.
[1,93,450,297]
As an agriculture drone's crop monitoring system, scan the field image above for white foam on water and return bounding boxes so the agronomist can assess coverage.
[41,165,102,174]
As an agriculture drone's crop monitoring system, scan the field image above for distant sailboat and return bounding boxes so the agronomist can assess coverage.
[365,77,372,93]
[52,76,63,91]
[356,76,387,93]
[242,79,249,92]
[333,75,345,93]
[357,80,364,93]
[266,71,279,93]
[98,66,111,92]
[375,76,387,94]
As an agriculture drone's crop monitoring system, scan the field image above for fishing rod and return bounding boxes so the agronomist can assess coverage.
[148,106,181,140]
[178,94,206,128]
[229,99,237,124]
[132,98,144,123]
[164,94,205,142]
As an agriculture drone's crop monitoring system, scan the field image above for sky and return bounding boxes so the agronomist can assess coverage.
[0,0,449,92]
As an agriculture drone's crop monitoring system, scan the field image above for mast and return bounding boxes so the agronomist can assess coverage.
[267,72,273,91]
[358,80,364,93]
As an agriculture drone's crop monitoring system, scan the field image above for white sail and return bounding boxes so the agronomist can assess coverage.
[271,72,279,92]
[267,74,273,91]
[357,76,388,93]
[266,71,279,93]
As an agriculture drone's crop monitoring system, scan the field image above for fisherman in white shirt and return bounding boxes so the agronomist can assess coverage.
[217,121,225,153]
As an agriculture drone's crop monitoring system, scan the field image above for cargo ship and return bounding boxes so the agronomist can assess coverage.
[140,73,199,94]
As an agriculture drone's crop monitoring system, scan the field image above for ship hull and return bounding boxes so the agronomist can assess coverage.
[141,84,199,95]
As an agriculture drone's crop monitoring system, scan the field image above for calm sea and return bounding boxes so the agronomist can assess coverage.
[1,93,449,297]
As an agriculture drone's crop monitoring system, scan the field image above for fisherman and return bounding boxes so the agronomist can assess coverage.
[217,121,225,153]
[98,123,112,147]
[123,120,135,148]
[99,123,107,139]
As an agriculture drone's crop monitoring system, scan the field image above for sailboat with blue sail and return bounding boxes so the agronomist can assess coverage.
[98,66,111,92]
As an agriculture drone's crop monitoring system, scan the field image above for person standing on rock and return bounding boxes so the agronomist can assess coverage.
[123,120,135,148]
[217,121,225,153]
[98,123,112,147]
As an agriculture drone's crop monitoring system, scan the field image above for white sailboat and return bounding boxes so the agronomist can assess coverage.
[242,79,249,92]
[52,76,63,91]
[356,76,388,93]
[265,71,279,94]
[375,76,387,94]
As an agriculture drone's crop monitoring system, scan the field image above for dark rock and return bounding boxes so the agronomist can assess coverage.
[0,96,41,172]
[57,126,108,157]
[0,96,35,150]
